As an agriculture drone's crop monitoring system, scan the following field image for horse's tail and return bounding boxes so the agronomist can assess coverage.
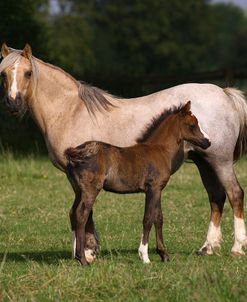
[65,142,101,164]
[224,87,247,161]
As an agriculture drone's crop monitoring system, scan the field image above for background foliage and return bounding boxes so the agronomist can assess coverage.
[0,0,247,152]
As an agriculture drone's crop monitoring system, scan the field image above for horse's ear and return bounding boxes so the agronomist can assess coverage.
[180,101,191,116]
[22,44,32,59]
[1,43,10,58]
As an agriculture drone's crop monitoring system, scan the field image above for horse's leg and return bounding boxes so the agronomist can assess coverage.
[214,162,247,255]
[84,210,100,263]
[138,188,162,263]
[69,195,80,258]
[191,154,226,255]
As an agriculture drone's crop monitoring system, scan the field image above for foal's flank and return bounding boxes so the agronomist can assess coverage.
[65,101,211,265]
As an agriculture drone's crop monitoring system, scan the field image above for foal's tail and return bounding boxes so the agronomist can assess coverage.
[65,147,83,164]
[65,142,101,164]
[224,87,247,160]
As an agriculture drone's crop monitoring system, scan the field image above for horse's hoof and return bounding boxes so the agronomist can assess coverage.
[85,249,97,263]
[231,250,245,257]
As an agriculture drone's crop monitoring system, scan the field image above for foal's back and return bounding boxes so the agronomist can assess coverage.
[65,141,169,193]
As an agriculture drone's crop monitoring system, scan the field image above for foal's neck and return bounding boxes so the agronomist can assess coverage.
[145,114,181,147]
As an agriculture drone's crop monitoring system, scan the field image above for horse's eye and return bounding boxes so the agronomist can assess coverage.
[25,70,32,78]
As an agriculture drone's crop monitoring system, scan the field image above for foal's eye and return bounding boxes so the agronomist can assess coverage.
[24,70,32,78]
[189,124,196,130]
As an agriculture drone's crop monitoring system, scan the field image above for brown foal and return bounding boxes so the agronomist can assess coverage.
[65,101,211,265]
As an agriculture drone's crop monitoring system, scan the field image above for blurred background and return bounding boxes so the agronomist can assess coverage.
[0,0,247,153]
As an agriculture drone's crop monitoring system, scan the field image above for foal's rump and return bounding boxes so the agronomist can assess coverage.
[65,141,102,164]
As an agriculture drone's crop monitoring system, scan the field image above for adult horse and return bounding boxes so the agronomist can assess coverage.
[0,43,246,261]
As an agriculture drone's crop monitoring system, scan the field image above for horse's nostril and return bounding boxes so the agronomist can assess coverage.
[5,94,23,115]
[16,96,22,107]
[6,96,14,107]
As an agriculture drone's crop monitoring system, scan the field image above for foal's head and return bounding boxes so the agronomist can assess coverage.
[0,43,37,115]
[179,101,210,149]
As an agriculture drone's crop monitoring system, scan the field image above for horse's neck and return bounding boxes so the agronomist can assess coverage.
[29,61,83,134]
[146,115,182,160]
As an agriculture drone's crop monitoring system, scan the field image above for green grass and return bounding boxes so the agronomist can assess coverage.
[0,153,246,301]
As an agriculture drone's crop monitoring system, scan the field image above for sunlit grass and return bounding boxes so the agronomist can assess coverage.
[0,153,246,301]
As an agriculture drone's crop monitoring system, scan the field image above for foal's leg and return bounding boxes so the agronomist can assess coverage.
[67,171,99,262]
[192,155,226,255]
[75,191,98,265]
[139,188,167,263]
[154,201,170,262]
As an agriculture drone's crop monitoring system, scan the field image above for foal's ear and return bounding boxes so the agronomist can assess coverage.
[1,43,10,58]
[22,44,32,59]
[180,101,191,116]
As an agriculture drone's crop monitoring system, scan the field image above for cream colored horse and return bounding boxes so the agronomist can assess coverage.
[0,43,247,262]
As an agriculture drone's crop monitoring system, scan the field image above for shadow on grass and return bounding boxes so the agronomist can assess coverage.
[0,248,195,264]
[0,250,71,264]
[0,248,140,264]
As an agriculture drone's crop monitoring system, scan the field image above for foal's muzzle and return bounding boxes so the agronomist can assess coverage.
[5,92,23,115]
[200,138,211,150]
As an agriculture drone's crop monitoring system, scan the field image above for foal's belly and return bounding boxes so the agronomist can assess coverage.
[103,175,144,194]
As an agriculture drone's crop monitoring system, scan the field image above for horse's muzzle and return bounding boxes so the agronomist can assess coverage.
[5,93,23,115]
[200,138,211,150]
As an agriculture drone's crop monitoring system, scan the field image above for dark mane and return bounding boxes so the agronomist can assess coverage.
[78,81,117,116]
[136,105,183,143]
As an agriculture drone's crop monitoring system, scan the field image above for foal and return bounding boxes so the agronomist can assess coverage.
[65,101,211,265]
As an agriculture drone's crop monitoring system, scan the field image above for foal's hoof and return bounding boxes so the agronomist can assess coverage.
[161,254,170,262]
[197,246,212,256]
[75,255,90,266]
[156,248,170,262]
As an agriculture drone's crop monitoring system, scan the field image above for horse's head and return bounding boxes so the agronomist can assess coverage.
[179,101,211,149]
[0,43,35,115]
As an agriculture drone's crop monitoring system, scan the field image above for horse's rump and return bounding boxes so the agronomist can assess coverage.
[224,88,247,160]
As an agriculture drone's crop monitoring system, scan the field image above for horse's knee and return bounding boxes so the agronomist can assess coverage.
[228,186,244,215]
[233,186,244,202]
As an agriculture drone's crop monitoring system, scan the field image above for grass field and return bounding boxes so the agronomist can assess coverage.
[0,153,246,301]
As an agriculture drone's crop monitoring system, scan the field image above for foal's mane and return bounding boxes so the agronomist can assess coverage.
[136,105,183,143]
[0,49,116,115]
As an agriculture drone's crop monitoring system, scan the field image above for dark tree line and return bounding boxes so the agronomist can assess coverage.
[0,0,247,152]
